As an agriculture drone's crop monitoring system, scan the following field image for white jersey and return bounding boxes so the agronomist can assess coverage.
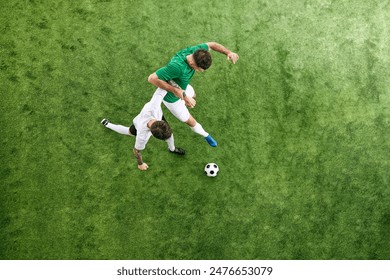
[133,88,167,150]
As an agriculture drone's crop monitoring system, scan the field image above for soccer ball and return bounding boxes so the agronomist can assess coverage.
[204,163,219,177]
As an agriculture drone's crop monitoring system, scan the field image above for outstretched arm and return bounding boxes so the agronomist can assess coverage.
[206,42,239,64]
[133,148,149,170]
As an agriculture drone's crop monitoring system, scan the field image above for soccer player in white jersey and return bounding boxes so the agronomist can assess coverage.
[101,88,184,171]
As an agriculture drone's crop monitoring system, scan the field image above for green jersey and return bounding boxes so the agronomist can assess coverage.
[156,43,209,103]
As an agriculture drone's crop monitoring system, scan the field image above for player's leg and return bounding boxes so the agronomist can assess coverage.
[101,119,135,136]
[162,84,195,123]
[162,85,217,147]
[162,115,185,155]
[166,133,185,155]
[186,115,217,147]
[162,101,217,147]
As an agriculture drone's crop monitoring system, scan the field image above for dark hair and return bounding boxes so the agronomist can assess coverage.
[193,49,212,70]
[150,121,172,140]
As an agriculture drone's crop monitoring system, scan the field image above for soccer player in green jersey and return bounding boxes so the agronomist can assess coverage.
[147,42,239,147]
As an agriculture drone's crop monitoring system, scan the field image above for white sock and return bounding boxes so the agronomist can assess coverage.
[166,134,176,151]
[191,123,208,137]
[106,123,131,135]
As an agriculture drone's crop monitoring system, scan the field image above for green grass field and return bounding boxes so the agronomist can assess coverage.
[1,0,389,260]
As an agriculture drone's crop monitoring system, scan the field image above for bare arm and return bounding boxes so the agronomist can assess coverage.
[206,42,239,64]
[147,73,196,107]
[133,148,149,170]
[148,73,185,99]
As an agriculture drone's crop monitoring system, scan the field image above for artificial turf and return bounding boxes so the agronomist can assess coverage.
[0,0,389,259]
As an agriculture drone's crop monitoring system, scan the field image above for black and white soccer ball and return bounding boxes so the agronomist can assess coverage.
[204,163,219,177]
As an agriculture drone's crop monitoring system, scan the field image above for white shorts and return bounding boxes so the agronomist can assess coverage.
[163,84,195,122]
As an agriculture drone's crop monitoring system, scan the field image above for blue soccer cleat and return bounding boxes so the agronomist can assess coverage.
[205,134,217,147]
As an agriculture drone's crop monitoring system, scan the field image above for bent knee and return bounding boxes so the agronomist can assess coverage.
[185,116,197,127]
